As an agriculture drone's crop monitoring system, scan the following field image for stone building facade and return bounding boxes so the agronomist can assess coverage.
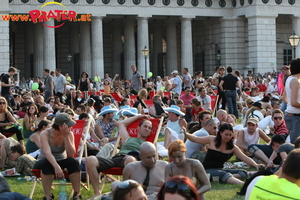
[0,0,299,80]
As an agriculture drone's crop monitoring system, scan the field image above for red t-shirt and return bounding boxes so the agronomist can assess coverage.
[191,107,204,121]
[257,84,267,92]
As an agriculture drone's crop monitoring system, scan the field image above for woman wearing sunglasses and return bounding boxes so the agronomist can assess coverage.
[184,123,261,185]
[165,140,211,199]
[157,175,200,200]
[0,97,24,145]
[113,180,147,200]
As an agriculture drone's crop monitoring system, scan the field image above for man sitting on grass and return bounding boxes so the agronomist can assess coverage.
[123,142,168,200]
[86,114,152,199]
[246,149,300,199]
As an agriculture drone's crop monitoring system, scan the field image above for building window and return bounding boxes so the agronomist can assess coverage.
[283,48,292,65]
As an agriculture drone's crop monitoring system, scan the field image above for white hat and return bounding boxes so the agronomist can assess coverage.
[157,76,161,79]
[171,70,178,74]
[116,105,131,115]
[164,105,185,116]
[99,105,118,116]
[122,108,141,117]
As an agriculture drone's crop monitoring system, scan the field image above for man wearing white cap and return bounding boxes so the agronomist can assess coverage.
[163,105,187,148]
[95,105,119,145]
[169,70,182,96]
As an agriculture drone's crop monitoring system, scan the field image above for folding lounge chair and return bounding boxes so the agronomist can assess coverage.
[29,119,92,199]
[99,116,164,193]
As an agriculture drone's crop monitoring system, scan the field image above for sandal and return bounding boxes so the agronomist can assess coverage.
[72,192,82,200]
[43,193,54,200]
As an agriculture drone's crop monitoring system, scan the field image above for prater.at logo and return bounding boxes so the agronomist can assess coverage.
[0,1,92,28]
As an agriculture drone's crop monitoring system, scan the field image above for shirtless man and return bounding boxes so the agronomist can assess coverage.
[86,114,152,199]
[123,142,168,199]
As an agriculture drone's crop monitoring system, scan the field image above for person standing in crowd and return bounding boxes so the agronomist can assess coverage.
[182,68,192,91]
[219,66,241,119]
[280,65,291,112]
[54,68,66,102]
[215,66,226,110]
[77,71,91,91]
[156,76,163,91]
[284,58,300,144]
[65,73,72,85]
[131,65,142,93]
[1,67,16,107]
[43,69,53,103]
[169,70,182,97]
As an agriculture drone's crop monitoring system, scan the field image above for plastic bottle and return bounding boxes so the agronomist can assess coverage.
[13,123,22,131]
[59,179,67,200]
[178,128,185,141]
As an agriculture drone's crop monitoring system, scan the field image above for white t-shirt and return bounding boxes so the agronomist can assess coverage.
[196,95,211,110]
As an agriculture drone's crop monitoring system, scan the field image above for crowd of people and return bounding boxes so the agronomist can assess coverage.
[0,61,300,200]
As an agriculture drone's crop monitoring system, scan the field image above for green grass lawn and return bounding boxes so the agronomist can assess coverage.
[4,117,249,199]
[6,177,244,200]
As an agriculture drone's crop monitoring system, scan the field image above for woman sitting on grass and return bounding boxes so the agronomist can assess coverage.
[0,97,24,145]
[184,123,261,184]
[22,104,39,138]
[25,120,51,156]
[165,140,211,199]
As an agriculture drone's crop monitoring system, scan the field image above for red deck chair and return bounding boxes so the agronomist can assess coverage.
[111,92,123,103]
[213,90,218,95]
[143,99,154,108]
[149,91,156,100]
[99,117,164,193]
[129,95,138,106]
[245,91,251,96]
[163,92,172,100]
[29,119,91,199]
[209,95,219,116]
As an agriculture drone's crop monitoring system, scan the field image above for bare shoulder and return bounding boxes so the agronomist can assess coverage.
[156,160,168,168]
[125,161,141,169]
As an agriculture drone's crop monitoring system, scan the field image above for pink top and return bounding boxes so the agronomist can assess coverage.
[180,94,195,106]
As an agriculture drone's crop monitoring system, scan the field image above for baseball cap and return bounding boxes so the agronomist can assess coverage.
[171,70,178,74]
[247,117,259,125]
[54,113,76,127]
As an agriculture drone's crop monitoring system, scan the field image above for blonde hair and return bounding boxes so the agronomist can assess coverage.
[0,97,8,112]
[138,89,148,100]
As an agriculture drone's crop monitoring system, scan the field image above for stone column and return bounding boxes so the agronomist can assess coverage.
[91,16,104,77]
[124,19,136,80]
[43,19,56,76]
[137,17,149,78]
[292,15,300,58]
[33,23,44,77]
[79,21,92,75]
[247,14,277,73]
[25,23,34,78]
[112,21,123,76]
[153,21,163,77]
[181,17,193,75]
[0,2,10,72]
[166,19,178,75]
[69,23,79,79]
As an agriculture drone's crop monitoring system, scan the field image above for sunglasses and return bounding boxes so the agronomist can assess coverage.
[213,126,217,129]
[165,181,190,193]
[0,102,6,105]
[67,113,74,116]
[118,180,138,189]
[50,101,54,103]
[273,117,283,120]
